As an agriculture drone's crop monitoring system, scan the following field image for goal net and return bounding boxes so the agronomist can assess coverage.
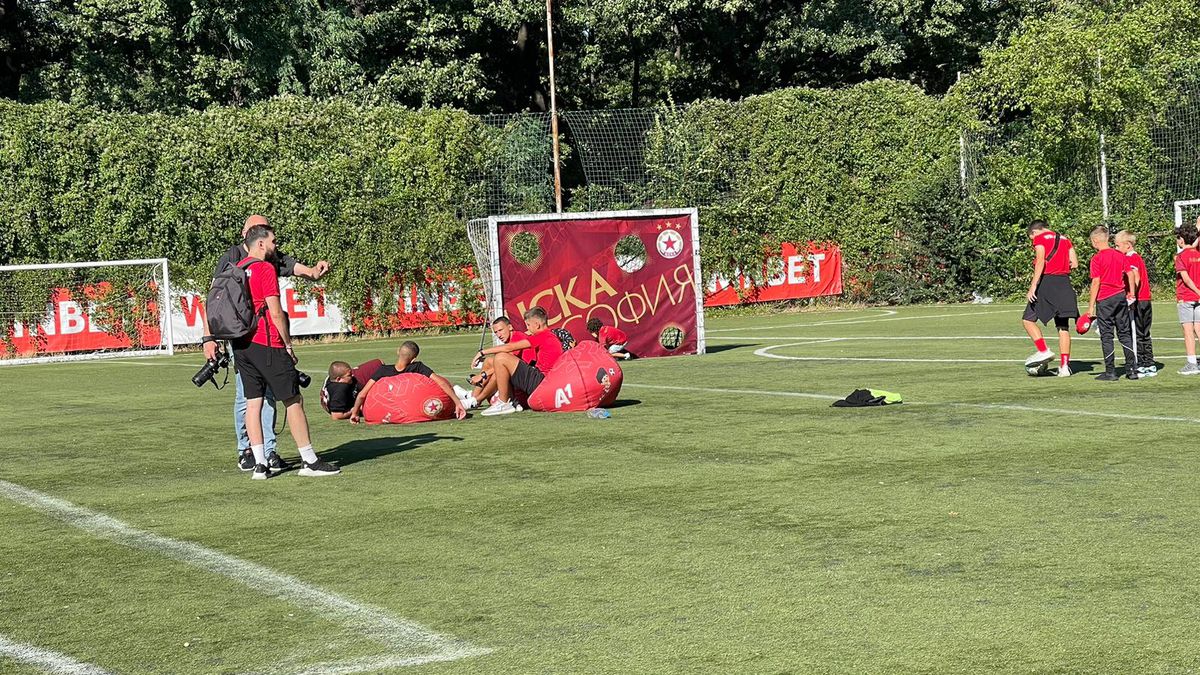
[1175,199,1200,232]
[467,209,705,357]
[0,258,174,366]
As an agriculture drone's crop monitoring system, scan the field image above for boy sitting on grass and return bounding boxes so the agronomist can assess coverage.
[348,341,466,422]
[1115,230,1156,377]
[586,318,632,360]
[1175,223,1200,375]
[1086,226,1137,381]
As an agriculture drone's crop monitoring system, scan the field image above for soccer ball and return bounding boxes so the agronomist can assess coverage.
[1025,362,1049,377]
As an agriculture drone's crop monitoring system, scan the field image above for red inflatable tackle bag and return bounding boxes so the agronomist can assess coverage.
[362,373,455,424]
[526,340,623,412]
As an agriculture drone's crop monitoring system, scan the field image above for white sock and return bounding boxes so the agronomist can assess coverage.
[250,444,267,466]
[1189,356,1197,365]
[298,445,318,464]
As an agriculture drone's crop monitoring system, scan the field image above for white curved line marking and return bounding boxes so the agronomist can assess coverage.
[0,635,111,675]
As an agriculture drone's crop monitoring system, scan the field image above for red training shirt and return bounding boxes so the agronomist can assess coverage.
[508,330,537,363]
[1176,248,1200,302]
[1125,251,1151,302]
[1089,248,1129,302]
[239,257,285,348]
[526,329,564,374]
[598,325,628,347]
[1033,231,1073,275]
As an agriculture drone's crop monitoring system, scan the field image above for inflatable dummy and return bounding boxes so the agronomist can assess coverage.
[362,372,455,424]
[526,340,623,412]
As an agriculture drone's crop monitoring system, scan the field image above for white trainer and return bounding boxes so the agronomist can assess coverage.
[1179,363,1200,376]
[453,384,470,399]
[481,400,519,416]
[1057,364,1072,377]
[1024,349,1055,367]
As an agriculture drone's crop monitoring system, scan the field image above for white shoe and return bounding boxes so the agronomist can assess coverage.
[1179,363,1200,376]
[1024,349,1054,367]
[1057,364,1071,377]
[453,384,470,399]
[481,400,519,416]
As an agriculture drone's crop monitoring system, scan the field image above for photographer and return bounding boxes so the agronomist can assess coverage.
[200,215,329,472]
[228,224,340,479]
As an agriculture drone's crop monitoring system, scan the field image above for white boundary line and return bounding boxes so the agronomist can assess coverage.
[0,480,489,673]
[706,308,1015,333]
[0,634,112,675]
[623,384,1200,425]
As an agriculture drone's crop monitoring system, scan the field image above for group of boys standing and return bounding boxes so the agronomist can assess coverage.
[1022,218,1200,379]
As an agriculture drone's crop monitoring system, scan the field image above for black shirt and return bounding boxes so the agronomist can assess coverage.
[213,244,298,280]
[369,361,435,381]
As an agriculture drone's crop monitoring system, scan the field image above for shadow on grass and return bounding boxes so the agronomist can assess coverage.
[608,399,642,409]
[323,433,462,467]
[704,343,755,354]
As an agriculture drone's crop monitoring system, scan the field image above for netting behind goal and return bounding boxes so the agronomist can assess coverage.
[0,259,174,366]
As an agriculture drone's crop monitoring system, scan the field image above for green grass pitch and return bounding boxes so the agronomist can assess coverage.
[3,303,1199,674]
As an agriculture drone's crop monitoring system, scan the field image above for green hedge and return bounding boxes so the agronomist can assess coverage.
[0,97,490,326]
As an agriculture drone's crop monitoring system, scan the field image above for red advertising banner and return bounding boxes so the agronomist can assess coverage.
[495,211,703,358]
[704,243,842,306]
[0,288,163,357]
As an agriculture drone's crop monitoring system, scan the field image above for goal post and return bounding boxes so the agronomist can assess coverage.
[1175,199,1200,231]
[0,258,174,366]
[467,208,705,357]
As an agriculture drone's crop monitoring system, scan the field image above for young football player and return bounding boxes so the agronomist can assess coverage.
[1175,223,1200,375]
[1086,226,1137,381]
[1022,220,1080,376]
[1114,230,1155,376]
[586,318,632,359]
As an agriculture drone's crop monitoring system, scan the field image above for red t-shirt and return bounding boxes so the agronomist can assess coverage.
[1089,248,1128,302]
[239,257,285,348]
[509,330,537,364]
[1033,231,1073,275]
[1125,251,1151,301]
[598,325,628,347]
[527,329,564,374]
[1176,249,1200,302]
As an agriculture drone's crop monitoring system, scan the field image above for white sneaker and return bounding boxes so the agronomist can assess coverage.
[1179,363,1200,376]
[1025,349,1055,367]
[1057,364,1071,377]
[453,384,470,399]
[481,400,519,416]
[1139,366,1158,377]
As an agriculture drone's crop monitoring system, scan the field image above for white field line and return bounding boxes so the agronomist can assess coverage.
[712,335,1186,342]
[0,480,489,672]
[0,634,111,675]
[623,384,1200,425]
[752,342,1193,363]
[705,308,897,332]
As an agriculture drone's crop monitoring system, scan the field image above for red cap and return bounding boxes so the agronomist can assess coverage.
[1076,313,1093,335]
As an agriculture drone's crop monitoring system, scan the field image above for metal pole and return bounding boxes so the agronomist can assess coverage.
[1098,52,1110,222]
[546,0,564,213]
[957,71,967,194]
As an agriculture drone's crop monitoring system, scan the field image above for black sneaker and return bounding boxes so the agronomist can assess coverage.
[267,453,291,472]
[238,449,255,472]
[1096,371,1120,381]
[1125,368,1139,380]
[298,460,341,477]
[252,464,271,480]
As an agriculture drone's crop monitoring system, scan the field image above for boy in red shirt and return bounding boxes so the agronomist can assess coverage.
[455,316,536,409]
[1086,226,1137,381]
[477,306,565,416]
[1115,230,1155,376]
[586,318,632,359]
[1174,223,1200,375]
[1022,220,1080,375]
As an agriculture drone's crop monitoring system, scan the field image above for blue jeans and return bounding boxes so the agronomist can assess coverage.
[233,355,277,456]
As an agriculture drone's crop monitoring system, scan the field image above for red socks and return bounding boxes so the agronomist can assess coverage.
[1061,353,1070,368]
[1034,338,1048,352]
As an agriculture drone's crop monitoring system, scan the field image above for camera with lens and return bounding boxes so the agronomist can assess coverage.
[297,371,311,388]
[192,353,230,388]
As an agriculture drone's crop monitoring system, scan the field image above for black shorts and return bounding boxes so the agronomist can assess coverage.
[234,342,300,400]
[511,360,546,396]
[1022,275,1079,324]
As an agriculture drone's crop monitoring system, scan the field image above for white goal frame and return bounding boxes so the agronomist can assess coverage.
[0,258,174,366]
[1174,199,1200,230]
[467,208,706,355]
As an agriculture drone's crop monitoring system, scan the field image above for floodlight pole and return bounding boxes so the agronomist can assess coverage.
[546,0,564,213]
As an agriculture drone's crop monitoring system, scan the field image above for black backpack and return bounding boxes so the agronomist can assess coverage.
[551,328,576,351]
[206,259,266,340]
